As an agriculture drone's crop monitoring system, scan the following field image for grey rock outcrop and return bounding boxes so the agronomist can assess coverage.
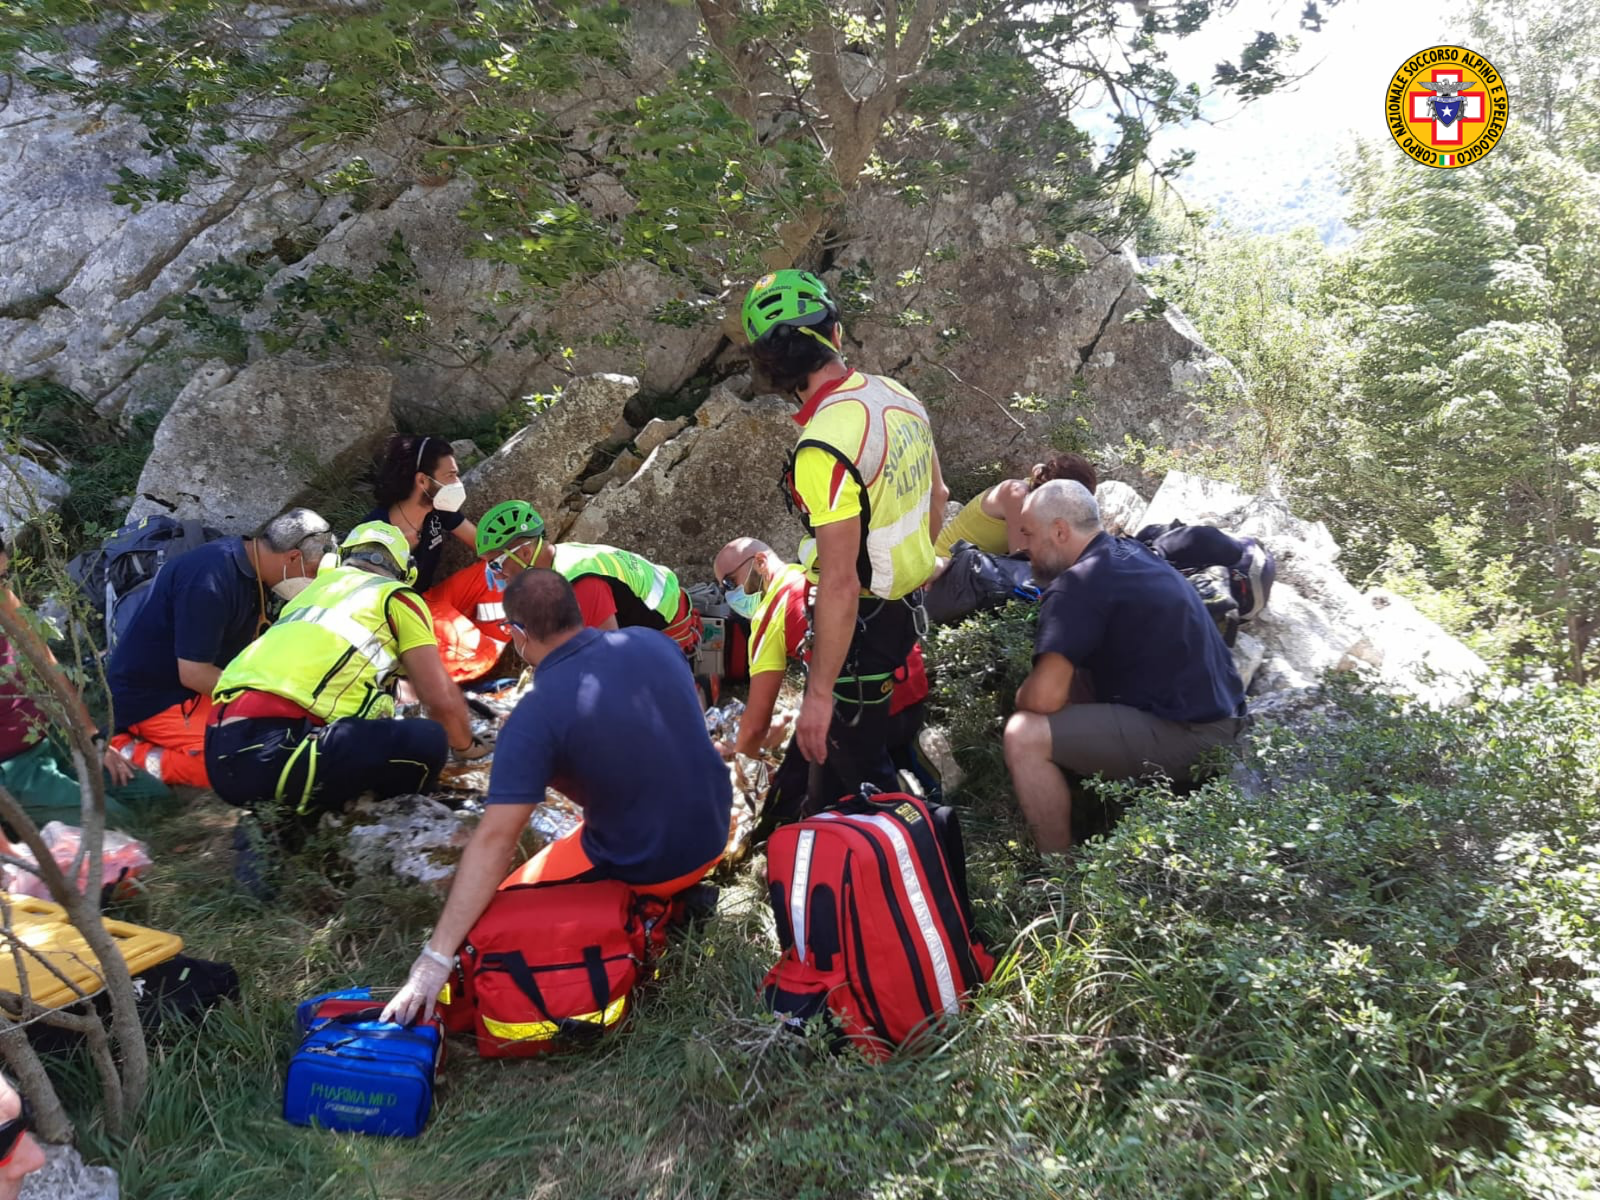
[4,50,1228,477]
[21,1142,118,1200]
[824,194,1225,485]
[126,361,392,532]
[0,448,72,535]
[1231,630,1266,692]
[1094,480,1147,536]
[461,374,640,526]
[563,387,800,582]
[273,183,722,425]
[1127,471,1488,707]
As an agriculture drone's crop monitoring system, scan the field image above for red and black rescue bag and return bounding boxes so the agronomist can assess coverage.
[440,880,671,1058]
[762,791,995,1059]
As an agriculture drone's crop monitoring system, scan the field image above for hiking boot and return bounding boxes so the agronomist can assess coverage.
[1231,537,1275,620]
[675,883,720,928]
[232,819,276,902]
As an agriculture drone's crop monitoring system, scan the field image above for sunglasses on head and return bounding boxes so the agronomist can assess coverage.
[0,1094,31,1166]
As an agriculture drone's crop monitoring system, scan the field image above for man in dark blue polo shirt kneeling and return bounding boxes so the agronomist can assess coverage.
[1004,480,1248,852]
[107,508,335,789]
[383,568,732,1025]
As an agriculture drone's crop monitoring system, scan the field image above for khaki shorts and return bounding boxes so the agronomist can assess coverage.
[1046,703,1247,782]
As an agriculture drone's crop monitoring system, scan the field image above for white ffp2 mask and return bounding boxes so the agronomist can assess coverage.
[431,480,467,513]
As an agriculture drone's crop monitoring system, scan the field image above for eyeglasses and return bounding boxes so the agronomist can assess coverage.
[488,539,541,580]
[0,1095,32,1166]
[719,555,758,593]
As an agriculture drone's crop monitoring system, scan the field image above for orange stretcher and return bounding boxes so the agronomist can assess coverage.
[0,893,183,1014]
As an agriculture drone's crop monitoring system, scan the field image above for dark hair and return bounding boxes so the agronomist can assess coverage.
[1031,452,1098,494]
[749,320,841,395]
[374,434,452,507]
[504,568,583,641]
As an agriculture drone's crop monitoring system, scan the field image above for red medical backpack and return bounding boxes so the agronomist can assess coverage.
[762,791,995,1059]
[440,880,672,1058]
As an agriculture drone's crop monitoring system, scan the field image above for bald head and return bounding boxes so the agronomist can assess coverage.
[714,537,769,584]
[1020,480,1103,583]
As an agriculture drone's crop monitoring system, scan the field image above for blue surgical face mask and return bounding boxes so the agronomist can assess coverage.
[725,585,761,620]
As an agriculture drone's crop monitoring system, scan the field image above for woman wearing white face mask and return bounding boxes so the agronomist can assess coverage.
[368,434,479,593]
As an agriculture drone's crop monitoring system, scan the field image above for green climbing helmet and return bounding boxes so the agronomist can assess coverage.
[741,269,837,345]
[476,500,546,557]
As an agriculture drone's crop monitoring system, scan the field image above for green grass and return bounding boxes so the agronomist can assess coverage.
[37,627,1600,1198]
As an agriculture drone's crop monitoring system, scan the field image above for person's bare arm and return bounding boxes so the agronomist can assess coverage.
[726,670,784,758]
[596,614,619,632]
[381,803,530,1024]
[177,659,222,697]
[426,804,528,954]
[795,519,861,764]
[928,449,950,547]
[400,644,475,750]
[452,519,479,548]
[1014,652,1076,715]
[996,479,1031,553]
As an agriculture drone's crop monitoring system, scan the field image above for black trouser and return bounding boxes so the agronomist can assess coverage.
[1150,525,1248,571]
[760,692,937,844]
[886,700,942,805]
[804,593,920,812]
[205,716,448,836]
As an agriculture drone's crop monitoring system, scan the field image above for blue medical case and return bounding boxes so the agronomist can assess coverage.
[283,988,443,1138]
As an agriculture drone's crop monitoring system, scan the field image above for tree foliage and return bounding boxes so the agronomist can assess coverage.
[0,0,1339,315]
[1141,0,1600,683]
[1330,140,1600,681]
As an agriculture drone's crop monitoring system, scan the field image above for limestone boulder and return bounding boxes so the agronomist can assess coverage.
[633,416,688,459]
[1141,471,1487,707]
[1231,630,1265,692]
[1138,470,1256,532]
[820,190,1221,486]
[1360,588,1489,708]
[0,448,72,534]
[563,387,800,582]
[1246,582,1358,695]
[125,361,392,532]
[20,1141,118,1200]
[1094,480,1147,536]
[340,795,474,891]
[462,373,640,526]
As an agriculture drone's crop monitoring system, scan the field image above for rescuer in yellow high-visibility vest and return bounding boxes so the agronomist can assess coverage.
[205,521,488,843]
[475,501,702,656]
[742,269,949,814]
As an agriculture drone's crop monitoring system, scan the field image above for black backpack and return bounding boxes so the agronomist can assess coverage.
[1135,520,1274,628]
[1187,566,1241,648]
[925,542,1040,626]
[66,516,224,648]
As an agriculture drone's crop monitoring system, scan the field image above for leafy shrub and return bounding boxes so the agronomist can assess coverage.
[925,601,1038,796]
[1,378,160,546]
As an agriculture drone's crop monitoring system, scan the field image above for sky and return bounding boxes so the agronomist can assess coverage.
[1142,0,1462,240]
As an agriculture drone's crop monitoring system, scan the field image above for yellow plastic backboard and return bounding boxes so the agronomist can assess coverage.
[0,893,183,1013]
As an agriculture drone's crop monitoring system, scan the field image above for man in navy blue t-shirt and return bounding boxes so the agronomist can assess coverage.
[1003,480,1247,851]
[107,508,334,788]
[383,568,731,1025]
